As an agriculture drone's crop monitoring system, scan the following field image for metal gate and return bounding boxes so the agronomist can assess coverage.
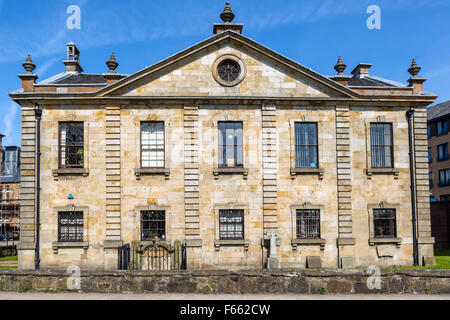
[118,240,186,271]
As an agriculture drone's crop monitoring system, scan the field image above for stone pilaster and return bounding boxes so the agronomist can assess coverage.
[18,104,37,269]
[413,107,435,265]
[105,106,122,243]
[262,104,278,234]
[335,106,355,267]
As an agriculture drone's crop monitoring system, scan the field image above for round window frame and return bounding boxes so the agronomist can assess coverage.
[212,55,246,87]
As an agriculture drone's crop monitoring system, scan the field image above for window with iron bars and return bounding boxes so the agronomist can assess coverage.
[296,209,320,239]
[58,211,84,242]
[373,209,396,238]
[59,122,84,169]
[141,210,166,241]
[219,210,244,240]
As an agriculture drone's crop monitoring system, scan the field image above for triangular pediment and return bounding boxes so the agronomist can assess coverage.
[98,31,357,99]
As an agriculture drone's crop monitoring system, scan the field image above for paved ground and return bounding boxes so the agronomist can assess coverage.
[0,292,449,300]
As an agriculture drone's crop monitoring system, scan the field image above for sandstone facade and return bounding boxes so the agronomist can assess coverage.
[10,15,436,271]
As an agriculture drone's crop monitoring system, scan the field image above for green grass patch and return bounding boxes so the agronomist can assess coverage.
[0,266,18,270]
[385,248,450,270]
[0,256,18,261]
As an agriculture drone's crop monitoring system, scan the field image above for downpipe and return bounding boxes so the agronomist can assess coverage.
[35,103,42,270]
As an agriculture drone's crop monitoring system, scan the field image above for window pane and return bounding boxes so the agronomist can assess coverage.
[141,122,165,168]
[219,210,244,240]
[141,210,165,240]
[371,123,393,168]
[218,122,243,168]
[373,209,396,238]
[295,123,318,168]
[296,209,320,239]
[58,211,84,242]
[60,123,84,168]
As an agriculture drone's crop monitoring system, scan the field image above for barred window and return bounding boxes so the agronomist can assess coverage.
[370,123,393,168]
[296,209,320,239]
[218,122,243,168]
[219,210,244,240]
[58,211,84,242]
[295,123,318,168]
[373,209,396,238]
[141,210,165,240]
[141,122,165,168]
[59,122,84,169]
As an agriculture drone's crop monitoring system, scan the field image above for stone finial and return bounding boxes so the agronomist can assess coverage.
[106,53,119,73]
[22,54,36,73]
[220,2,235,23]
[334,56,347,75]
[408,58,421,77]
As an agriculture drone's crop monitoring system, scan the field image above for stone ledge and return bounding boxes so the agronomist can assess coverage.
[418,237,435,244]
[134,168,170,180]
[214,239,250,251]
[52,242,89,254]
[103,240,124,250]
[369,237,402,248]
[213,167,249,180]
[290,167,324,180]
[366,168,400,179]
[52,168,89,180]
[337,238,356,246]
[185,239,202,248]
[292,238,326,250]
[17,242,35,250]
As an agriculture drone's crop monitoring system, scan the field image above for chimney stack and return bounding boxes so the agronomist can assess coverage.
[407,59,426,95]
[213,2,243,34]
[18,54,38,92]
[351,63,372,78]
[63,42,83,73]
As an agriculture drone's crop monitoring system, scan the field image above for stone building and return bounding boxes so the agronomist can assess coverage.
[10,3,436,270]
[0,135,20,238]
[427,100,450,201]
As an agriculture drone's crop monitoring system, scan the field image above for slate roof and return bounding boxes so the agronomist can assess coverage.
[36,72,128,86]
[427,100,450,121]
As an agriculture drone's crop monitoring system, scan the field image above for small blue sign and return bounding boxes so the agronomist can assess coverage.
[68,194,74,200]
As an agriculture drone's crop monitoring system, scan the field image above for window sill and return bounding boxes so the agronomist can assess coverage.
[366,168,399,179]
[134,168,170,180]
[52,168,89,180]
[291,238,326,250]
[52,241,89,254]
[213,167,249,180]
[437,157,449,162]
[214,239,250,251]
[369,237,402,248]
[438,182,450,187]
[290,168,324,180]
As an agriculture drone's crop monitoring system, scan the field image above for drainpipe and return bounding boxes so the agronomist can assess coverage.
[35,103,42,270]
[406,109,419,266]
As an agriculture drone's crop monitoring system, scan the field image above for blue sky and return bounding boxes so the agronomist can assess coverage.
[0,0,449,146]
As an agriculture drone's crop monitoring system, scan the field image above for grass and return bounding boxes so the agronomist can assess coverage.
[0,266,17,270]
[385,248,450,270]
[0,256,18,261]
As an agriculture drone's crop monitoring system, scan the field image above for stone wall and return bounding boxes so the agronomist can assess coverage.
[0,269,449,294]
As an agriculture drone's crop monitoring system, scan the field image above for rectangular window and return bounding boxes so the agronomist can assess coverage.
[373,209,396,238]
[295,123,318,168]
[219,209,244,240]
[441,195,450,201]
[296,209,320,239]
[428,147,432,163]
[438,144,449,161]
[141,122,165,168]
[141,210,165,240]
[439,169,450,186]
[218,122,243,168]
[59,122,84,169]
[427,124,431,138]
[429,172,434,188]
[370,123,393,168]
[58,211,84,242]
[437,120,448,135]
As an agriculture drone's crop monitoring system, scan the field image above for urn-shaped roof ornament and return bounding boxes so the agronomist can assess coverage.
[106,53,119,73]
[408,59,421,77]
[22,54,36,73]
[220,2,235,23]
[334,56,347,75]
